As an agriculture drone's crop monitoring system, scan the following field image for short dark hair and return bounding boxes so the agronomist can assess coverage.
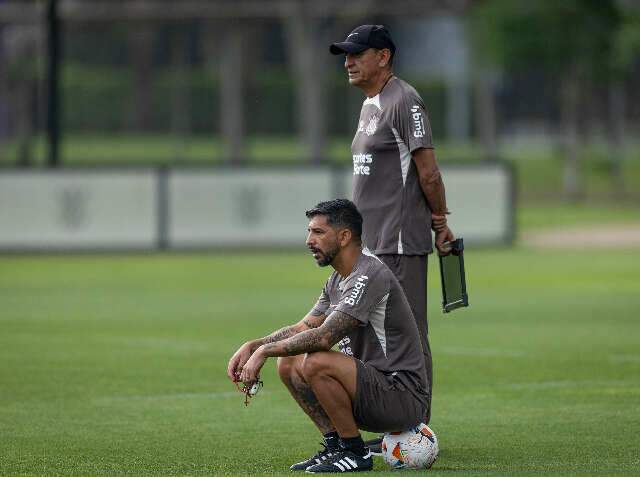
[306,199,363,240]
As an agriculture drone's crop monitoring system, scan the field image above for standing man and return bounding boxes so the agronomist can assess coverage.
[330,24,455,452]
[228,199,429,473]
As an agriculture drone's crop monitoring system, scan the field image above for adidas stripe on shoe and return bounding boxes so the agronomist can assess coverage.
[290,443,339,471]
[305,449,373,473]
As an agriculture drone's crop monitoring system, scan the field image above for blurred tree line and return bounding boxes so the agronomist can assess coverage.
[0,0,466,166]
[472,0,640,199]
[0,0,639,201]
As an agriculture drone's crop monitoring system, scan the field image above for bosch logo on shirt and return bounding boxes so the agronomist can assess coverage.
[343,275,369,306]
[353,153,373,176]
[411,105,426,138]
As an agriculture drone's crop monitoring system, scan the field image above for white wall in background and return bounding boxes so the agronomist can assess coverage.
[0,171,156,249]
[0,164,512,251]
[443,165,512,245]
[168,169,335,247]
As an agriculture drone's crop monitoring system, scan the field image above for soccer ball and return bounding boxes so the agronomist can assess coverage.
[381,423,439,470]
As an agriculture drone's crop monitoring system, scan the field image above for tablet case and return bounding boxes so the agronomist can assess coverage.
[438,238,469,313]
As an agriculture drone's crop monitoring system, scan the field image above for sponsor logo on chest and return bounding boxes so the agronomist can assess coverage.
[338,336,353,356]
[352,153,372,176]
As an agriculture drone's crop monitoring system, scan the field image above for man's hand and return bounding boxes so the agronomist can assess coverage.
[227,341,257,382]
[435,226,455,256]
[431,212,455,255]
[240,346,267,384]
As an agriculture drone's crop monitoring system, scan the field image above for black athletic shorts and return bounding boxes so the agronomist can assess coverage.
[352,359,426,433]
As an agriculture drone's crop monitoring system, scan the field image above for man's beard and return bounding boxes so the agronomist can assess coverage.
[311,245,338,267]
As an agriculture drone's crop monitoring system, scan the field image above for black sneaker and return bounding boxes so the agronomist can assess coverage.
[290,443,340,471]
[305,448,373,473]
[363,435,383,456]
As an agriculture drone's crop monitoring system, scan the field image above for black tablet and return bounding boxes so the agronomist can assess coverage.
[438,238,469,313]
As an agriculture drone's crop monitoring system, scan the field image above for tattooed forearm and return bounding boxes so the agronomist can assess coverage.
[260,325,298,345]
[321,311,360,346]
[303,319,319,329]
[262,311,360,357]
[282,329,327,356]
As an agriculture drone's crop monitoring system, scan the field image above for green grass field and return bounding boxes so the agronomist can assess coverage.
[518,203,640,231]
[1,246,639,476]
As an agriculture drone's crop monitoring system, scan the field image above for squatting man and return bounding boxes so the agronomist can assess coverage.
[227,199,429,473]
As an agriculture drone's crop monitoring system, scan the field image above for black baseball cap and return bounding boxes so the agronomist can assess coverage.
[330,25,396,56]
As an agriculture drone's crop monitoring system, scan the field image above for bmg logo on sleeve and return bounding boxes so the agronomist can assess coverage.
[411,105,426,138]
[343,275,369,306]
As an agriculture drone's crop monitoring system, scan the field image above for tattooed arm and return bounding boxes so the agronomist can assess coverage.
[227,312,325,381]
[259,312,326,346]
[265,311,359,356]
[239,311,360,383]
